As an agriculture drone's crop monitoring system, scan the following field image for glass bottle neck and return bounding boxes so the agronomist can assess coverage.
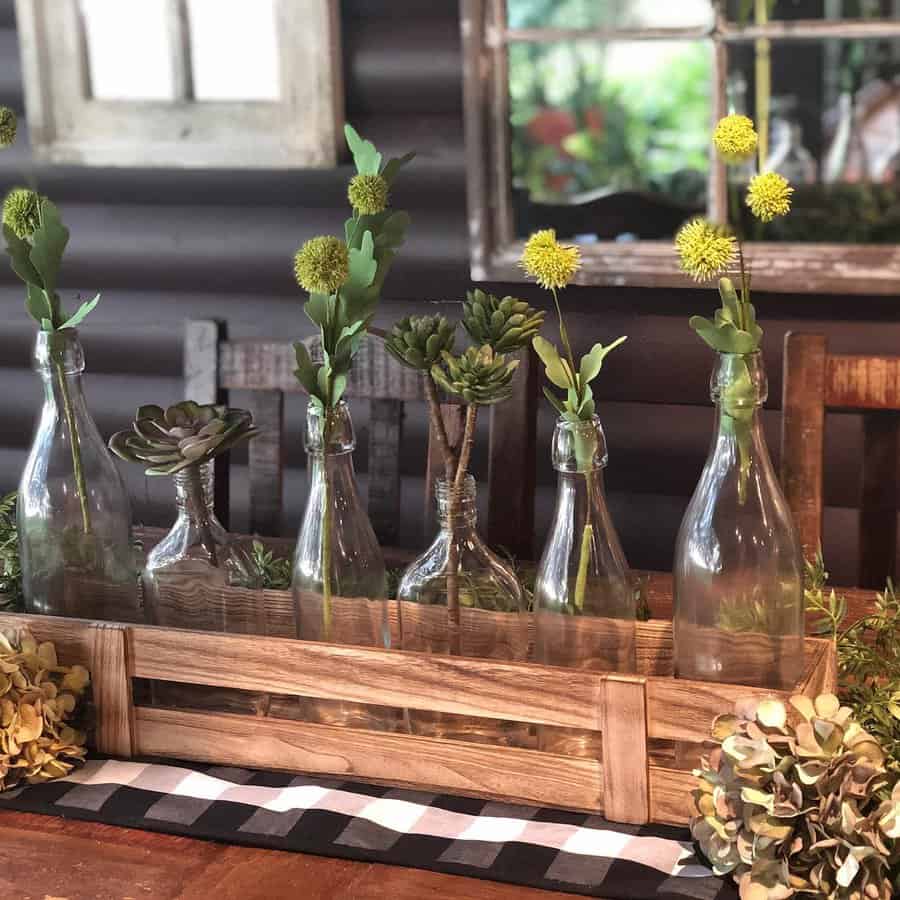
[172,463,217,522]
[436,476,477,530]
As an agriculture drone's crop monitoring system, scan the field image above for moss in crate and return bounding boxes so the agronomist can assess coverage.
[0,492,23,612]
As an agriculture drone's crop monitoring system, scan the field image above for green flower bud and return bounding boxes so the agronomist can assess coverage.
[2,187,43,240]
[293,235,349,295]
[347,174,389,216]
[0,107,17,149]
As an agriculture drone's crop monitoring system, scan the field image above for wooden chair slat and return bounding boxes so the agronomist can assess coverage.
[368,398,404,545]
[247,390,285,538]
[826,354,900,410]
[860,412,899,588]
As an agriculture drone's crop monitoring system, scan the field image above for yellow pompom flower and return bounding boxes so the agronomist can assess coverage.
[519,229,581,291]
[746,172,793,223]
[675,219,736,282]
[712,114,758,165]
[348,174,388,216]
[2,187,42,240]
[293,235,349,295]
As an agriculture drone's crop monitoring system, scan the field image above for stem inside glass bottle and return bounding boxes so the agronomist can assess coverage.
[52,351,92,535]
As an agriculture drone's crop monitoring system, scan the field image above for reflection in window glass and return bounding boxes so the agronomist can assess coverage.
[724,0,893,22]
[508,0,714,30]
[728,36,900,242]
[187,0,280,101]
[80,0,176,101]
[509,41,712,240]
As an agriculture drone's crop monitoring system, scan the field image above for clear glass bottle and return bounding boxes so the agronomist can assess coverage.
[533,416,634,756]
[292,400,392,729]
[397,474,527,744]
[18,329,139,620]
[673,352,804,691]
[141,461,238,631]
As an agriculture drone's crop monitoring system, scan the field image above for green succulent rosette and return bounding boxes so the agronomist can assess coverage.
[462,289,544,354]
[109,402,260,476]
[384,314,456,371]
[431,345,518,406]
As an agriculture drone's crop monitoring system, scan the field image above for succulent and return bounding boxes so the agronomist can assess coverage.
[692,693,900,900]
[0,628,90,790]
[462,289,545,354]
[109,402,260,476]
[228,540,291,591]
[431,345,519,406]
[384,314,457,371]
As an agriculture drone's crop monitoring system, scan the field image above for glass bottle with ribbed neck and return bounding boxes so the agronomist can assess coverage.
[141,461,238,631]
[673,351,804,690]
[18,329,139,620]
[292,400,394,730]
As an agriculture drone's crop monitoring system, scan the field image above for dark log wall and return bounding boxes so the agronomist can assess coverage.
[0,0,897,584]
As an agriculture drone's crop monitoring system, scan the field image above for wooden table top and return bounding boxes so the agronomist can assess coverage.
[0,809,586,900]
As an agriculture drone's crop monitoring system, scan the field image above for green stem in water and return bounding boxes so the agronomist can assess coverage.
[53,356,91,535]
[574,516,593,613]
[320,407,334,640]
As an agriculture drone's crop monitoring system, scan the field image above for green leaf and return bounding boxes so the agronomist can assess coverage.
[29,199,69,301]
[532,335,572,390]
[304,293,331,328]
[24,284,53,327]
[292,341,320,396]
[341,230,378,322]
[3,224,42,288]
[381,152,415,186]
[542,386,566,415]
[344,123,382,175]
[689,315,760,355]
[578,336,627,385]
[59,293,100,330]
[717,277,741,325]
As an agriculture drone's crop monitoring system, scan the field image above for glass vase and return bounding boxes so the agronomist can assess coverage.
[18,329,139,620]
[141,461,238,631]
[292,400,393,730]
[533,415,635,756]
[673,352,804,691]
[397,474,528,744]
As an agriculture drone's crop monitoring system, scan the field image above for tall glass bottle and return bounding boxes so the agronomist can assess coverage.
[533,415,634,756]
[141,461,239,631]
[397,474,527,743]
[673,352,804,691]
[18,330,139,620]
[292,400,392,729]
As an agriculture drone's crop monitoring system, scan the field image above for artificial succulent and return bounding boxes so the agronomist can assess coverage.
[384,314,456,371]
[462,289,545,354]
[692,693,900,900]
[431,345,519,406]
[0,628,90,791]
[109,402,260,476]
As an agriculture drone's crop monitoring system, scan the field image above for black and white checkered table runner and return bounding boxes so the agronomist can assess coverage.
[0,758,735,899]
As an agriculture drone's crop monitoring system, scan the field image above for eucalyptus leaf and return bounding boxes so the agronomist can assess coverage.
[29,199,69,301]
[59,293,100,330]
[532,335,572,390]
[344,123,382,176]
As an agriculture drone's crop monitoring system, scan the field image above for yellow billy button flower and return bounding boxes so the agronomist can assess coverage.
[348,173,388,216]
[746,171,793,223]
[0,106,17,149]
[675,219,736,282]
[712,114,758,165]
[519,228,581,291]
[293,235,349,295]
[2,187,42,240]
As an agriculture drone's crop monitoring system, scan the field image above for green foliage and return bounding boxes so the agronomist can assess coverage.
[293,126,414,417]
[689,277,762,355]
[532,334,626,422]
[3,196,100,333]
[461,290,544,354]
[229,540,291,591]
[0,492,22,612]
[805,552,900,771]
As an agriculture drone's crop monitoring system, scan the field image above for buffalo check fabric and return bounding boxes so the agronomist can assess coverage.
[0,758,736,899]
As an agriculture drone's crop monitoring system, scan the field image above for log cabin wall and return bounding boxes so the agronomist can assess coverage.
[0,0,897,585]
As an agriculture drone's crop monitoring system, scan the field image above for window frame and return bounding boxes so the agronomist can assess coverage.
[461,0,900,295]
[14,0,344,169]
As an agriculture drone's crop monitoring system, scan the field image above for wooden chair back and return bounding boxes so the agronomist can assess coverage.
[781,332,900,587]
[183,320,537,557]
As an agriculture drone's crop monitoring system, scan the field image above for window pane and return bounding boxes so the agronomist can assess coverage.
[728,35,900,242]
[724,0,900,22]
[507,0,714,31]
[80,0,176,101]
[509,40,712,241]
[187,0,280,101]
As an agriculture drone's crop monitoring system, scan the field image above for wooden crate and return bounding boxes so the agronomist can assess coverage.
[0,606,836,827]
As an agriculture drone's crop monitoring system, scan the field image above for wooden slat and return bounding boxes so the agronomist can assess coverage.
[219,338,426,402]
[90,623,134,757]
[781,332,826,559]
[860,412,899,587]
[649,767,698,827]
[600,676,649,825]
[826,354,900,410]
[368,398,403,545]
[424,403,466,533]
[134,706,603,812]
[185,320,230,529]
[128,621,606,730]
[247,390,284,537]
[487,346,536,558]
